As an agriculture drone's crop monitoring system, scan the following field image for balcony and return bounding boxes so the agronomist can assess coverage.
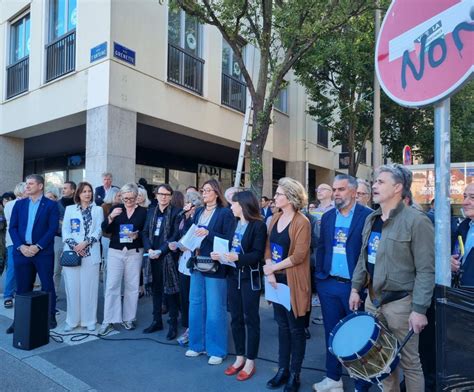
[6,57,29,99]
[168,43,204,95]
[221,73,246,113]
[45,30,76,83]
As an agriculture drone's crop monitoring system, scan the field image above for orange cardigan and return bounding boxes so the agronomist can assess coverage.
[265,211,311,317]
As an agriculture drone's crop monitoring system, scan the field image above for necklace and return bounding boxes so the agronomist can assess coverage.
[206,204,217,211]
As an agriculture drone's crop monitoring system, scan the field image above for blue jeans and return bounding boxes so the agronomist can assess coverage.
[189,271,228,358]
[3,246,16,300]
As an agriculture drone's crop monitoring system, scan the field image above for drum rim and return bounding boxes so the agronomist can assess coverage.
[328,311,380,361]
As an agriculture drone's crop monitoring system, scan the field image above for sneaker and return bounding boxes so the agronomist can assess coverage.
[86,324,96,332]
[312,377,344,392]
[311,295,321,307]
[98,323,114,336]
[185,349,205,357]
[208,356,224,365]
[177,329,189,346]
[64,324,74,333]
[122,321,136,330]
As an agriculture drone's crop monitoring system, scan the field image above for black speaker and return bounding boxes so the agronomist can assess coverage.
[13,291,50,350]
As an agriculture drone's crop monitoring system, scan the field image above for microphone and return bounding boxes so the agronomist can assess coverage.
[178,200,200,217]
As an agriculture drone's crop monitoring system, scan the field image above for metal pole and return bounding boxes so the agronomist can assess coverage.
[372,1,382,169]
[434,98,451,286]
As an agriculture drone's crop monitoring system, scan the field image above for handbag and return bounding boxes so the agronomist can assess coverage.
[60,250,82,267]
[194,256,218,273]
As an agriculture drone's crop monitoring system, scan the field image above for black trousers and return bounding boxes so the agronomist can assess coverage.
[179,272,190,328]
[273,275,306,373]
[227,274,261,360]
[151,259,179,323]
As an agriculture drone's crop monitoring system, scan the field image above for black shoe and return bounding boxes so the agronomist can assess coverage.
[161,305,168,315]
[6,323,14,334]
[305,328,311,339]
[49,317,57,330]
[166,320,178,340]
[267,368,290,389]
[284,373,300,392]
[143,320,163,334]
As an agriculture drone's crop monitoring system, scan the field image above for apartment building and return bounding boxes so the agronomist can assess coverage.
[0,0,372,200]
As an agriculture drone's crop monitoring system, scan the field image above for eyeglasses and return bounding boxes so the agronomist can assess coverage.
[201,188,215,194]
[122,197,136,202]
[156,193,172,197]
[356,192,369,197]
[274,192,286,198]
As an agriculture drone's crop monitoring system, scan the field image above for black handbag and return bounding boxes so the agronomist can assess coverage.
[60,250,82,267]
[194,256,218,273]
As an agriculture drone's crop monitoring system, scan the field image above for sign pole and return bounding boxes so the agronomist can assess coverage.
[434,98,451,287]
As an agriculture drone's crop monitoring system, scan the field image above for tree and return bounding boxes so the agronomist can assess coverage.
[381,80,474,164]
[294,10,375,176]
[173,0,369,195]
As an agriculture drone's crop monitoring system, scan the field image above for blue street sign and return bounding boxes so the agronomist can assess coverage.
[90,42,107,63]
[113,42,135,66]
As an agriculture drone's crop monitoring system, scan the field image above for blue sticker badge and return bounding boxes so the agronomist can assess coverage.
[231,232,243,254]
[368,232,381,265]
[270,242,283,263]
[70,219,80,233]
[120,224,134,243]
[333,227,349,255]
[155,217,163,236]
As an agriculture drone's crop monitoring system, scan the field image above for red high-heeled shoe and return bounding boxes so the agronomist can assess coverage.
[236,366,256,381]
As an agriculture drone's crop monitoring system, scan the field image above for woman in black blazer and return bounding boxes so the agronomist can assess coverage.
[211,190,267,381]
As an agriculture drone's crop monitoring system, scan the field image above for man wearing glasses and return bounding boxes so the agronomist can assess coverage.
[142,184,181,339]
[355,179,372,209]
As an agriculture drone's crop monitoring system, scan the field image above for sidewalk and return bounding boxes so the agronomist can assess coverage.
[0,277,359,391]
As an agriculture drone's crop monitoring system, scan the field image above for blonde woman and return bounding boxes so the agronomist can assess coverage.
[137,187,151,208]
[263,177,311,392]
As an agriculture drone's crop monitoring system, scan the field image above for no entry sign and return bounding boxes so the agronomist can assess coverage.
[376,0,474,107]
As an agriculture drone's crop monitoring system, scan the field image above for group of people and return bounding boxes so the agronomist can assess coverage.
[1,166,473,392]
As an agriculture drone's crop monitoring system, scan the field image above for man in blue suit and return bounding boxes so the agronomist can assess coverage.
[7,174,59,333]
[260,196,273,220]
[312,175,372,392]
[94,172,119,206]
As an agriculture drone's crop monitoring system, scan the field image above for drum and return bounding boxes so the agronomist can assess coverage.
[328,311,400,384]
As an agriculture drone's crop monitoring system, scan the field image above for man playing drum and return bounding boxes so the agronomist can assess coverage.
[349,164,435,392]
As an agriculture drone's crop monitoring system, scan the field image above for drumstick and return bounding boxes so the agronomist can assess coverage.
[396,329,415,356]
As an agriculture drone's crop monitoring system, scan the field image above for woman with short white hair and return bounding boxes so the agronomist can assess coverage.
[99,183,147,335]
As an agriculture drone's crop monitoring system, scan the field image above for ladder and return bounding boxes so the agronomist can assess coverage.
[234,92,253,188]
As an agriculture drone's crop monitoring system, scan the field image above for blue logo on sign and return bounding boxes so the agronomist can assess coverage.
[90,42,107,63]
[113,42,136,66]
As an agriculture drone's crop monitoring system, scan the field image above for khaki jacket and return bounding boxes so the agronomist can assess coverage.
[352,202,435,314]
[266,211,311,317]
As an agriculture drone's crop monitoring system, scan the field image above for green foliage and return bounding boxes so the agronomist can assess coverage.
[294,8,375,175]
[174,0,369,195]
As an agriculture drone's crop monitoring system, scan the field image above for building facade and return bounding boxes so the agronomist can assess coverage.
[0,0,372,200]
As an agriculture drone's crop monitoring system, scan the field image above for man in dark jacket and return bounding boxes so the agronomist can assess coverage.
[142,184,181,339]
[451,183,474,286]
[312,175,372,392]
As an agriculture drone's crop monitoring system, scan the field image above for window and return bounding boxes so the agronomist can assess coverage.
[317,123,329,148]
[7,13,30,98]
[46,0,76,82]
[168,8,204,94]
[274,87,288,113]
[360,146,367,164]
[221,40,246,112]
[49,0,77,41]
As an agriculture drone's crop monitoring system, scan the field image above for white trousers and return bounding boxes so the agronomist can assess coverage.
[103,247,143,323]
[63,255,100,328]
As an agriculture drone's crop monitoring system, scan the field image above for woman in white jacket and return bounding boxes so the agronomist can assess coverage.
[62,182,104,332]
